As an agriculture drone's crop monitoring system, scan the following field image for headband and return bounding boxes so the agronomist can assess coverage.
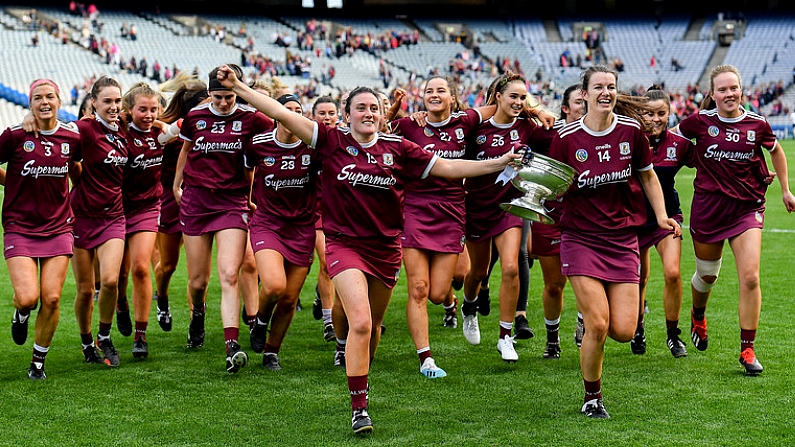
[207,78,229,92]
[277,94,300,106]
[29,79,61,102]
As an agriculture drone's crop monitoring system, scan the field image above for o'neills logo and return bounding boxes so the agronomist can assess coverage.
[193,136,242,154]
[337,164,396,189]
[104,149,128,166]
[577,166,632,189]
[21,160,69,178]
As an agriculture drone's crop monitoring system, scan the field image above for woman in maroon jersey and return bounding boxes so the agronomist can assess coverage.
[216,65,520,435]
[629,87,695,358]
[70,75,129,367]
[462,71,555,363]
[531,83,586,359]
[152,76,209,334]
[672,65,795,375]
[388,76,489,378]
[173,64,273,374]
[246,94,319,371]
[2,79,79,379]
[115,83,166,359]
[549,65,679,419]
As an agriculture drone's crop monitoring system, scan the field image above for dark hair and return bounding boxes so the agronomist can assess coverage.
[581,65,651,132]
[344,86,379,117]
[560,84,582,120]
[207,64,243,91]
[90,75,121,100]
[312,95,338,115]
[644,88,671,109]
[159,79,208,123]
[423,75,467,113]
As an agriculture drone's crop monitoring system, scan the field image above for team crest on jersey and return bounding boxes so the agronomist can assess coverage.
[346,146,359,156]
[575,149,588,162]
[747,130,756,142]
[61,143,70,155]
[232,121,242,132]
[510,130,520,141]
[264,156,275,166]
[423,127,434,137]
[23,141,35,152]
[196,120,207,130]
[666,146,677,160]
[383,153,394,166]
[619,142,630,155]
[476,135,487,145]
[134,138,143,147]
[302,154,311,166]
[105,134,116,144]
[708,126,719,137]
[455,128,465,140]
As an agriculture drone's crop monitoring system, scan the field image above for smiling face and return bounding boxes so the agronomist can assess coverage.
[29,84,60,128]
[347,91,380,141]
[710,71,743,118]
[584,71,617,116]
[210,90,236,115]
[495,80,528,122]
[130,95,160,131]
[91,85,122,124]
[643,99,669,137]
[423,77,454,119]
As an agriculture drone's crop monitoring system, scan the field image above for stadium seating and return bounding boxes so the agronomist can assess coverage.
[1,6,795,131]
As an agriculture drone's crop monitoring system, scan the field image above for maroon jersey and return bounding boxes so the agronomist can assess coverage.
[550,114,652,231]
[179,103,273,191]
[160,138,181,189]
[246,129,318,226]
[677,107,776,203]
[643,129,696,225]
[71,117,128,218]
[465,117,555,211]
[0,123,78,236]
[123,124,163,214]
[311,124,437,240]
[389,109,482,201]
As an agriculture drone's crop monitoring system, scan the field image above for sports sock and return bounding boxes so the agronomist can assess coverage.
[692,306,706,321]
[740,328,756,352]
[223,327,240,346]
[98,322,112,340]
[348,375,369,410]
[499,321,513,339]
[134,321,147,342]
[32,343,49,365]
[545,317,560,342]
[584,378,602,403]
[417,346,432,365]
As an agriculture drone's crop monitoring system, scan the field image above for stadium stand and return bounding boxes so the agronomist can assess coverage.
[1,5,795,132]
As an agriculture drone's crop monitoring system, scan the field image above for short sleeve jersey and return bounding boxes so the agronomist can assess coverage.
[676,107,776,203]
[389,108,482,201]
[245,129,318,226]
[180,102,274,191]
[311,123,438,240]
[0,122,78,236]
[465,116,555,210]
[550,114,653,231]
[644,129,696,223]
[123,124,163,213]
[71,118,128,218]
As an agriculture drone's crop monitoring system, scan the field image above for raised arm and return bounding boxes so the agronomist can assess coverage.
[216,65,316,144]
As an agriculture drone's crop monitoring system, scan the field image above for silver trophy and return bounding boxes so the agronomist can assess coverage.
[500,146,577,224]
